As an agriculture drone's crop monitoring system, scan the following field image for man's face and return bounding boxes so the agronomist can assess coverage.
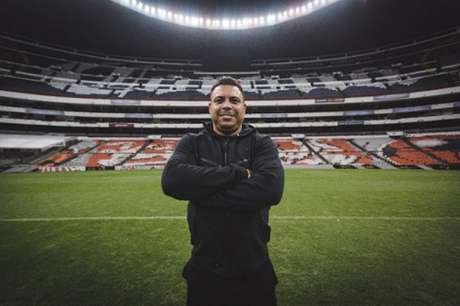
[209,85,246,135]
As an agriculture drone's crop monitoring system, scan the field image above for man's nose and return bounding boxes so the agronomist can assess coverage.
[221,99,232,109]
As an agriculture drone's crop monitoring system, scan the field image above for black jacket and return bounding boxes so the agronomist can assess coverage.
[161,123,284,278]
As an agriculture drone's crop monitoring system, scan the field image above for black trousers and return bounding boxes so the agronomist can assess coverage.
[185,262,277,306]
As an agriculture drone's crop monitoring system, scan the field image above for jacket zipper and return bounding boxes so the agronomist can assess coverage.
[222,138,229,166]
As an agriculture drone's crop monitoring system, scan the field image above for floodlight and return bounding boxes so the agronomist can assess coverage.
[267,14,276,24]
[259,16,265,25]
[190,17,198,26]
[111,0,344,30]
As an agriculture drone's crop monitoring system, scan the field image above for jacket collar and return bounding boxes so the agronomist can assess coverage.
[203,122,256,139]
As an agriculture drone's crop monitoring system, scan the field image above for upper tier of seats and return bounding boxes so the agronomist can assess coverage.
[1,29,459,100]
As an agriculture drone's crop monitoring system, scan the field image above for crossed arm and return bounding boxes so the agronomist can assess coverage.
[161,134,284,211]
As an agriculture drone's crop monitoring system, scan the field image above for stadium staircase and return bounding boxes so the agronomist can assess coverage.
[118,140,151,167]
[348,139,397,169]
[54,140,101,166]
[336,87,346,97]
[301,139,332,166]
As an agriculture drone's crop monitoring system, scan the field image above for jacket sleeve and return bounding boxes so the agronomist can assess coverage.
[195,136,284,211]
[161,134,248,201]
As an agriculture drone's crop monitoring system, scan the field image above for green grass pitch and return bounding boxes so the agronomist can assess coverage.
[1,169,460,305]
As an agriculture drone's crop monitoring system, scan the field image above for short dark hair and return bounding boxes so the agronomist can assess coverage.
[210,76,244,98]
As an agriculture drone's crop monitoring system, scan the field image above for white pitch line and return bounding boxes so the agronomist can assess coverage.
[0,216,459,222]
[0,216,186,222]
[272,216,460,221]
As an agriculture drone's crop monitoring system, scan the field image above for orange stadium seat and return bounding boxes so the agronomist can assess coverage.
[386,140,439,166]
[316,138,374,167]
[143,139,178,154]
[409,135,460,165]
[49,151,76,165]
[86,153,112,168]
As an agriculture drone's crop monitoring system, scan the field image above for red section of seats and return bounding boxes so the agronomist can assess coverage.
[320,139,373,166]
[44,151,75,166]
[95,140,146,153]
[143,139,178,154]
[86,153,111,167]
[274,140,302,151]
[387,140,439,166]
[409,136,460,164]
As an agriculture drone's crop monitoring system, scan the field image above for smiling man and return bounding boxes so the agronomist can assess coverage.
[161,77,284,306]
[208,80,246,136]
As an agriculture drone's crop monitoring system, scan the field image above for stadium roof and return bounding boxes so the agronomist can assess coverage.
[1,0,459,71]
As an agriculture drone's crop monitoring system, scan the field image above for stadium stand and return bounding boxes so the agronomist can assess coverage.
[2,133,460,172]
[379,138,441,168]
[40,139,99,168]
[1,29,460,101]
[93,140,146,154]
[0,133,70,172]
[273,137,327,167]
[1,29,459,172]
[58,139,146,170]
[306,138,375,168]
[120,138,178,169]
[409,134,460,165]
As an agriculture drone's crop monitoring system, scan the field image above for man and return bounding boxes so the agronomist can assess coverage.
[161,77,284,306]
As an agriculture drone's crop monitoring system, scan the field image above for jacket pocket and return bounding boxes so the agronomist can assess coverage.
[258,209,271,243]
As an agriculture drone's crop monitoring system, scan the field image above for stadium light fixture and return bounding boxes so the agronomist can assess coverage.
[111,0,344,30]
